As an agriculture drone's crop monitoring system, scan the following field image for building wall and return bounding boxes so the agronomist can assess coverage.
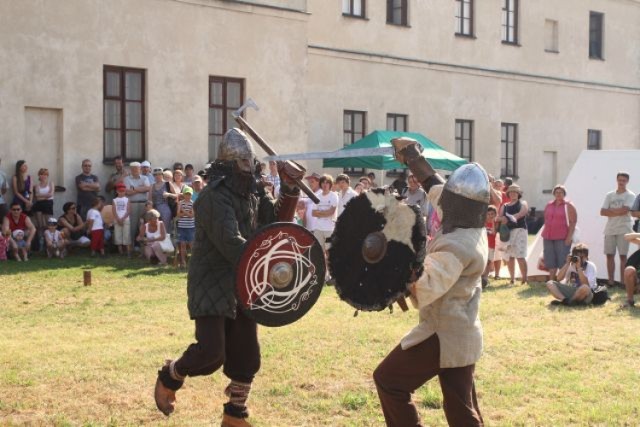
[0,0,308,212]
[0,0,638,214]
[305,0,640,209]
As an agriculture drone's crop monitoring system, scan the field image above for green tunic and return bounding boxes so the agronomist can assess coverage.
[186,176,275,319]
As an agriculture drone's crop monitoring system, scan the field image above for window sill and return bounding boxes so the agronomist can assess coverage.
[386,22,411,28]
[544,49,559,54]
[589,56,605,61]
[342,13,368,20]
[501,41,521,47]
[542,189,552,194]
[455,33,476,39]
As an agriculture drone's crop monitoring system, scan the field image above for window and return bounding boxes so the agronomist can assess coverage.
[587,129,602,150]
[455,0,474,37]
[501,0,518,44]
[387,0,408,26]
[544,19,559,52]
[589,12,604,59]
[455,120,473,162]
[103,66,145,162]
[344,110,366,175]
[343,0,365,18]
[387,114,408,175]
[387,114,407,133]
[209,76,244,161]
[501,123,517,177]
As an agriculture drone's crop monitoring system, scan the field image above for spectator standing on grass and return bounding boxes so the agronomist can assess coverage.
[499,184,529,285]
[191,175,203,203]
[335,174,356,217]
[312,175,338,283]
[481,205,498,288]
[354,182,364,195]
[105,155,128,201]
[600,172,635,287]
[32,168,55,249]
[0,157,8,219]
[44,217,66,259]
[176,186,195,269]
[542,185,578,281]
[546,243,597,306]
[367,172,377,188]
[359,176,371,192]
[112,182,132,257]
[75,159,100,220]
[58,202,91,248]
[2,202,36,261]
[265,160,281,197]
[303,172,321,233]
[150,168,173,233]
[141,161,153,183]
[391,171,408,196]
[405,173,428,217]
[12,160,33,214]
[85,197,105,257]
[124,162,151,244]
[183,164,195,186]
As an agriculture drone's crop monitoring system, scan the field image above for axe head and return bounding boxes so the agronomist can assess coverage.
[233,98,259,118]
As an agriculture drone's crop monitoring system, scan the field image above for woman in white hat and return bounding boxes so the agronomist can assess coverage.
[499,184,529,284]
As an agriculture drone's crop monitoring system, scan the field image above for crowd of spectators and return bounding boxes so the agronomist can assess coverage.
[0,156,206,266]
[2,152,639,309]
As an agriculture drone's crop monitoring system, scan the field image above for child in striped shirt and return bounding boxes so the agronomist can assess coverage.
[176,186,195,268]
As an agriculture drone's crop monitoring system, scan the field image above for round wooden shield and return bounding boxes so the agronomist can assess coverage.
[235,222,325,327]
[329,190,426,312]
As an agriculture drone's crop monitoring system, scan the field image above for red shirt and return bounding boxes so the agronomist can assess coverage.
[5,212,27,233]
[486,219,496,249]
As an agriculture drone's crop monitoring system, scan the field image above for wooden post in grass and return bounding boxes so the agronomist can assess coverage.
[83,270,92,286]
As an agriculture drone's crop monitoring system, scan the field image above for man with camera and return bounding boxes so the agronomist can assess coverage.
[546,243,598,305]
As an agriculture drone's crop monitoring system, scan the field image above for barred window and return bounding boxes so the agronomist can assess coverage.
[209,76,244,161]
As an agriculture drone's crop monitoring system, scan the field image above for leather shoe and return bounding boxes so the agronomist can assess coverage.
[154,376,176,416]
[221,414,252,427]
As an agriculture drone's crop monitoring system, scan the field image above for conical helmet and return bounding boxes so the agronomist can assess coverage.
[218,128,256,162]
[443,163,490,203]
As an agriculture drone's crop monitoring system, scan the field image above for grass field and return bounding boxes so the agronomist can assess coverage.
[1,254,640,426]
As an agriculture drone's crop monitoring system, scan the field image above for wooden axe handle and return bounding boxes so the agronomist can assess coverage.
[234,115,320,204]
[396,296,410,312]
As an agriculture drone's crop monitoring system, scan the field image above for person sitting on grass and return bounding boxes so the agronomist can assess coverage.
[2,202,36,261]
[0,229,9,261]
[44,217,66,259]
[137,209,168,266]
[620,232,640,308]
[546,243,597,306]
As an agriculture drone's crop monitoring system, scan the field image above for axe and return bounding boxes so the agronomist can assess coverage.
[232,99,320,204]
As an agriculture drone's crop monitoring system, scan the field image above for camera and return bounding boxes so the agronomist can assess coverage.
[571,255,579,263]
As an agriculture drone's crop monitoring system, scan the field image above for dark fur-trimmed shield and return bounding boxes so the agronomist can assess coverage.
[235,222,325,327]
[329,189,426,311]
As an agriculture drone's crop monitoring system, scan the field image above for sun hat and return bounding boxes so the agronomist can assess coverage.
[12,229,24,238]
[115,182,127,190]
[305,172,322,180]
[47,217,58,225]
[182,186,194,195]
[506,184,522,195]
[152,167,164,175]
[129,161,141,168]
[141,160,151,168]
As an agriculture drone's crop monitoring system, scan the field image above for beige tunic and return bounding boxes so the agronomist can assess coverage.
[401,227,488,368]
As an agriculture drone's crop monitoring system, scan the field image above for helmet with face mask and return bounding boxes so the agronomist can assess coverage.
[217,128,257,174]
[439,163,490,233]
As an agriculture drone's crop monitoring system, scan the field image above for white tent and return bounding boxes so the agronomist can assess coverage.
[526,150,640,281]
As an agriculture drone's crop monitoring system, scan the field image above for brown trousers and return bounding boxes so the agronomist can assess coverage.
[373,334,483,427]
[174,310,260,384]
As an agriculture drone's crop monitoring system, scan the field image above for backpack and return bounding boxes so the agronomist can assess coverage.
[591,286,609,306]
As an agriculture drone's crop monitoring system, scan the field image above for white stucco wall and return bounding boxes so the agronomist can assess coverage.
[0,0,309,213]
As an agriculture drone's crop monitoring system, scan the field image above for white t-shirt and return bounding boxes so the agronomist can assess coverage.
[86,208,104,231]
[313,191,339,232]
[44,229,62,245]
[563,260,597,290]
[338,187,357,217]
[602,190,635,235]
[113,196,129,220]
[303,190,322,231]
